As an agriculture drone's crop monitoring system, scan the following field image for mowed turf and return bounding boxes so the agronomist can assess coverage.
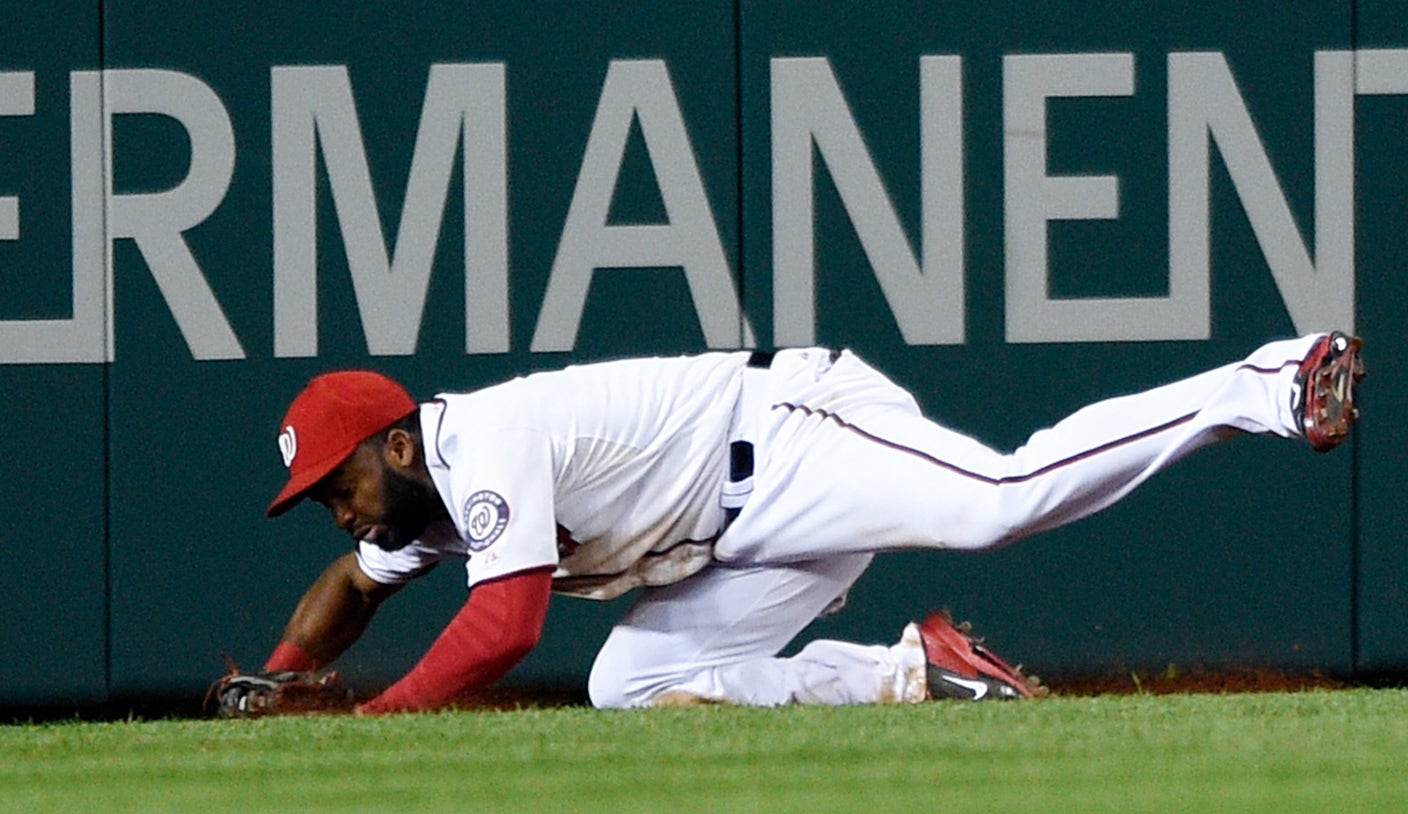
[3,689,1407,813]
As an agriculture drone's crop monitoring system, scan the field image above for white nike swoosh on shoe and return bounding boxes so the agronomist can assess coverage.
[940,675,989,700]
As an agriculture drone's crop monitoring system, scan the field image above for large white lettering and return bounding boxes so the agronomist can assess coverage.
[771,56,965,347]
[1,48,1404,364]
[1169,52,1354,337]
[1,70,240,363]
[272,63,508,357]
[532,59,746,352]
[0,71,105,363]
[1357,48,1408,94]
[108,69,243,360]
[0,72,30,242]
[1003,53,1181,342]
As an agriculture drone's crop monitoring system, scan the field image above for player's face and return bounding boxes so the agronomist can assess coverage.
[373,459,443,550]
[311,440,441,551]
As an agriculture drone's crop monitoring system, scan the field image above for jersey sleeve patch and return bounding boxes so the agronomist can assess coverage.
[463,490,510,551]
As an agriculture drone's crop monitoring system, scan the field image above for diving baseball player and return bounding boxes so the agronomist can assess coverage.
[240,332,1362,713]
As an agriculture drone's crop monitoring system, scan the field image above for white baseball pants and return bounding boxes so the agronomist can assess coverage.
[588,335,1322,708]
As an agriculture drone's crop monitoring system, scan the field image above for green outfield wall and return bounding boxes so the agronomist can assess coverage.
[1,1,1404,707]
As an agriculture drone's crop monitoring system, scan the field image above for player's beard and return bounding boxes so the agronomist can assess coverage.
[371,463,444,552]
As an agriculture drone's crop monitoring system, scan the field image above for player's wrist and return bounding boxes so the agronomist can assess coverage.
[263,640,321,673]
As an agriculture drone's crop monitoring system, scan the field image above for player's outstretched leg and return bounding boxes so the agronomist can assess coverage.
[1293,331,1365,452]
[719,332,1366,563]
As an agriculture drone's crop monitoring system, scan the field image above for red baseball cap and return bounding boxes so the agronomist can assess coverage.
[266,370,418,518]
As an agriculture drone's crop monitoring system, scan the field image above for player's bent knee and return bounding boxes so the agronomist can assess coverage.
[587,660,656,709]
[588,659,704,709]
[587,686,629,709]
[586,668,628,709]
[588,676,717,709]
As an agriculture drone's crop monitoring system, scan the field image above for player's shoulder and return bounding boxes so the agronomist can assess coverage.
[430,382,533,427]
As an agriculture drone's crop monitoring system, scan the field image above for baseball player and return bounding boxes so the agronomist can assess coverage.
[250,331,1363,712]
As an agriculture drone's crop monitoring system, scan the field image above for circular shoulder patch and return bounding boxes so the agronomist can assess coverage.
[463,491,510,551]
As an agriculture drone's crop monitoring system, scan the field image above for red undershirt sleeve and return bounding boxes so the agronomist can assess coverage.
[356,567,554,714]
[263,640,321,673]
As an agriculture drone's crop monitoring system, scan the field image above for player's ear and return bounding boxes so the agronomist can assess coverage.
[382,428,417,469]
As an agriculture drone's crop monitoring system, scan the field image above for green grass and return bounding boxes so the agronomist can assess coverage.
[3,689,1407,812]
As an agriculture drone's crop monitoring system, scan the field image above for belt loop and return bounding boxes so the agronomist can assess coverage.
[746,350,775,369]
[721,440,754,529]
[729,440,754,482]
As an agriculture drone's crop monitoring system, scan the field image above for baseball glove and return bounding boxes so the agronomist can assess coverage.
[208,666,355,718]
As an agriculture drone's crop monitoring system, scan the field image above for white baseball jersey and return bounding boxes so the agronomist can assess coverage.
[356,351,755,598]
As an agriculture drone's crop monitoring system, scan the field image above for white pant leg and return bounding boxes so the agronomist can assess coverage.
[588,553,927,708]
[720,334,1320,562]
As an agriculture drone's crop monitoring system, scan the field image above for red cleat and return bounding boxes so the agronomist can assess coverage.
[913,611,1045,701]
[1295,332,1365,453]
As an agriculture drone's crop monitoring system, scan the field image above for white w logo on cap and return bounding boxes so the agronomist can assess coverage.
[278,426,298,468]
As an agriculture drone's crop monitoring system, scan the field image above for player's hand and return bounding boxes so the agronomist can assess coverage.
[208,669,354,717]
